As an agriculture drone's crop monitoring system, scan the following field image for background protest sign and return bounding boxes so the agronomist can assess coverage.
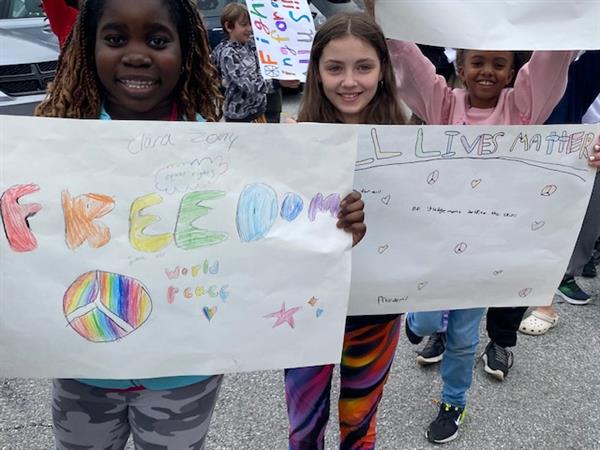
[374,0,600,50]
[246,0,315,81]
[349,124,598,315]
[0,116,356,378]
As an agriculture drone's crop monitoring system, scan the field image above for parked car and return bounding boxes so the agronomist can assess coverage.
[0,0,60,115]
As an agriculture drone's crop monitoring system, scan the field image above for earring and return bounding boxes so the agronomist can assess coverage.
[379,80,384,89]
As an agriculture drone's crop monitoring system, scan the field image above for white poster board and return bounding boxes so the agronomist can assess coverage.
[375,0,600,50]
[349,124,598,315]
[246,0,315,81]
[0,116,356,378]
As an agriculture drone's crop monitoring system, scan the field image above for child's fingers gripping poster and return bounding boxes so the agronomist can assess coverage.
[246,0,314,81]
[348,124,598,315]
[0,116,357,378]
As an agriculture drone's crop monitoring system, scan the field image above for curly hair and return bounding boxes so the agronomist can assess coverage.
[36,0,223,121]
[298,12,405,125]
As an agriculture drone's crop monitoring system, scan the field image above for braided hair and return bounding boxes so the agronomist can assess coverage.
[36,0,223,121]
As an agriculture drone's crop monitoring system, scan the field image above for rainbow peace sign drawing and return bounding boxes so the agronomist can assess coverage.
[63,271,152,343]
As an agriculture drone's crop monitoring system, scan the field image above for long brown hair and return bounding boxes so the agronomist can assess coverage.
[35,0,222,121]
[298,12,405,125]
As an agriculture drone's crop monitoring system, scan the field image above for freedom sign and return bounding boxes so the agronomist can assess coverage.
[0,116,356,378]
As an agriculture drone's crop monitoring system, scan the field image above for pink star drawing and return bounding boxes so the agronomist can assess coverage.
[264,302,301,329]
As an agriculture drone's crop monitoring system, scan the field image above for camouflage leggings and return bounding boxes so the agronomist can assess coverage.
[52,376,223,450]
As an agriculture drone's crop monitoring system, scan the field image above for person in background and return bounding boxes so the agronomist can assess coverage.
[41,0,80,48]
[213,3,271,122]
[519,51,600,336]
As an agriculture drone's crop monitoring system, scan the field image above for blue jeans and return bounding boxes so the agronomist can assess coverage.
[407,308,485,408]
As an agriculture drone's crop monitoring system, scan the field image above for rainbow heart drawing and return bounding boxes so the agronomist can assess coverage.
[203,306,218,322]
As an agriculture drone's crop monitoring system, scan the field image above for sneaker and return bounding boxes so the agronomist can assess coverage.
[417,332,446,365]
[405,315,423,345]
[557,278,591,305]
[482,341,514,381]
[581,259,597,278]
[426,402,466,444]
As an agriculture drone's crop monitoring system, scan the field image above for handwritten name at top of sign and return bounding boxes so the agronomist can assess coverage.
[0,183,342,253]
[248,0,314,80]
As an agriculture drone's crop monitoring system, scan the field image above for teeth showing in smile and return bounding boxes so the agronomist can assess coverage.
[120,80,157,89]
[340,93,359,100]
[477,80,494,86]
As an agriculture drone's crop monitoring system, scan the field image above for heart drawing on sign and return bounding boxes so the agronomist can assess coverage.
[493,270,504,276]
[316,308,324,318]
[470,179,482,188]
[519,288,532,298]
[541,185,557,196]
[531,220,545,231]
[203,306,217,321]
[381,195,391,205]
[378,245,389,254]
[427,170,440,185]
[417,282,428,291]
[454,242,468,254]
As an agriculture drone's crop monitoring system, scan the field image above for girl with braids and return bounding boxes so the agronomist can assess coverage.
[38,1,366,448]
[284,13,404,450]
[38,0,224,447]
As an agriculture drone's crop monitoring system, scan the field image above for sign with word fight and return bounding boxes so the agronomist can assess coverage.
[246,0,315,81]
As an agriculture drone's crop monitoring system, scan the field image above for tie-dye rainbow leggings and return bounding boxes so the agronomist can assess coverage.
[284,314,401,450]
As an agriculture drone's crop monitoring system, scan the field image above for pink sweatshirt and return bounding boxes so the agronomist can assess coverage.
[388,40,578,126]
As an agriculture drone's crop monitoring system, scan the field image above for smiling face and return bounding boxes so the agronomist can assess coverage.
[318,34,382,124]
[458,50,514,109]
[95,0,182,120]
[226,14,252,44]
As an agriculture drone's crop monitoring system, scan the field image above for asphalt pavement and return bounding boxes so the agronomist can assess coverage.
[2,96,599,450]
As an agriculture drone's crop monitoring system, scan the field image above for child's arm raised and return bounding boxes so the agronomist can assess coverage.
[509,50,579,124]
[337,191,366,247]
[387,40,455,125]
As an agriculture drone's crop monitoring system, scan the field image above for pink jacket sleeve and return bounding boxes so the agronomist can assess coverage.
[388,39,456,124]
[504,51,578,124]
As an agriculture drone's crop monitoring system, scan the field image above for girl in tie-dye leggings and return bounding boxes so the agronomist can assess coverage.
[285,315,401,449]
[284,13,407,449]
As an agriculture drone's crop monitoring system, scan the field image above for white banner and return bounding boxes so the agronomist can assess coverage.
[375,0,600,50]
[0,116,356,378]
[246,0,315,81]
[349,124,598,315]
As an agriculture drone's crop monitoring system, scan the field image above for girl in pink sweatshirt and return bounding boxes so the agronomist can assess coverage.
[390,41,578,444]
[388,41,577,126]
